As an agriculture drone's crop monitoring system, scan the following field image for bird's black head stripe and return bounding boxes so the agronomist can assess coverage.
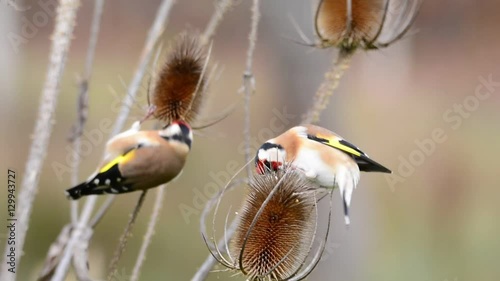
[178,123,191,137]
[163,135,192,149]
[259,142,283,151]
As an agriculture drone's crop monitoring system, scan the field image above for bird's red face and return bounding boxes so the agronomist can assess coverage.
[171,120,191,129]
[256,159,282,174]
[255,142,286,174]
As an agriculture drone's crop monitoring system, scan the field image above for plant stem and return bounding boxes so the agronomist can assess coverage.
[302,50,353,124]
[0,1,81,280]
[130,186,166,281]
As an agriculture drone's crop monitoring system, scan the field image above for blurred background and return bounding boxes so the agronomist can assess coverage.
[1,0,499,280]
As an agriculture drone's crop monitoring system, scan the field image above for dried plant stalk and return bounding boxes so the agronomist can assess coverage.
[50,1,176,280]
[0,1,81,280]
[130,185,166,281]
[243,0,261,175]
[200,0,235,46]
[69,0,105,225]
[107,191,148,281]
[302,52,352,124]
[304,0,420,124]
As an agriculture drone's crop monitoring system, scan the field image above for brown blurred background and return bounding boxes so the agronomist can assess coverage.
[1,0,499,280]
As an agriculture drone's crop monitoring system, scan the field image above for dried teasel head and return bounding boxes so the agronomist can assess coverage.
[314,0,421,53]
[231,170,317,280]
[201,165,333,281]
[151,33,209,124]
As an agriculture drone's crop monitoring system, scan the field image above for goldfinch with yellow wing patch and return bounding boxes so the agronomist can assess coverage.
[255,124,391,225]
[66,121,192,200]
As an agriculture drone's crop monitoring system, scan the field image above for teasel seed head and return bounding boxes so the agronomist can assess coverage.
[151,33,207,124]
[315,0,421,53]
[230,170,317,280]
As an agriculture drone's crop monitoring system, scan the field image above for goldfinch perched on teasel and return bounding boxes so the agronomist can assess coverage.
[65,120,192,200]
[255,124,391,225]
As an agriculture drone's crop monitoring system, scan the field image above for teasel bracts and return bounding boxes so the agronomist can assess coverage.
[315,0,421,52]
[152,33,207,124]
[230,170,318,280]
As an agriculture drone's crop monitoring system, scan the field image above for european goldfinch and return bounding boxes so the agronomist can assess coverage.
[65,121,192,200]
[255,124,391,225]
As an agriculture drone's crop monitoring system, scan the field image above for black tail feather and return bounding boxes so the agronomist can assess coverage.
[79,185,135,197]
[65,181,135,199]
[65,164,125,200]
[65,181,91,200]
[65,173,102,200]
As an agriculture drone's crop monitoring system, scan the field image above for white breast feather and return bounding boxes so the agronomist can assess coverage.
[294,147,360,203]
[294,148,335,186]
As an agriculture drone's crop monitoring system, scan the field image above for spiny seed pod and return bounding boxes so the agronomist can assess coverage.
[152,33,207,124]
[315,0,421,52]
[230,170,317,280]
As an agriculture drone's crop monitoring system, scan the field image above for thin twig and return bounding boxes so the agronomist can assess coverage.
[108,191,148,280]
[37,225,73,281]
[51,188,97,281]
[0,1,81,280]
[200,0,235,46]
[302,51,353,124]
[50,1,176,280]
[110,0,175,136]
[130,186,166,281]
[191,219,238,281]
[192,2,261,279]
[69,0,105,225]
[242,0,261,176]
[89,195,115,228]
[72,227,94,281]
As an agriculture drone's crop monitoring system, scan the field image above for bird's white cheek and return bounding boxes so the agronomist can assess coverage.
[257,149,267,161]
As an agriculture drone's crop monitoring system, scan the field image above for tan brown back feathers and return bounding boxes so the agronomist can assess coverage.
[152,34,207,124]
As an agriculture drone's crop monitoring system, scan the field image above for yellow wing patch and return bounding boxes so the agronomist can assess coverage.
[99,150,137,173]
[314,134,362,157]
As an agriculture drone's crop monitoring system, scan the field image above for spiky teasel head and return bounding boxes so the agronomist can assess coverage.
[230,169,318,280]
[314,0,421,54]
[151,33,207,124]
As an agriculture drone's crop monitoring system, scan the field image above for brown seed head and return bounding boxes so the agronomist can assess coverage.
[152,34,206,124]
[315,0,421,51]
[231,170,317,280]
[316,0,384,45]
